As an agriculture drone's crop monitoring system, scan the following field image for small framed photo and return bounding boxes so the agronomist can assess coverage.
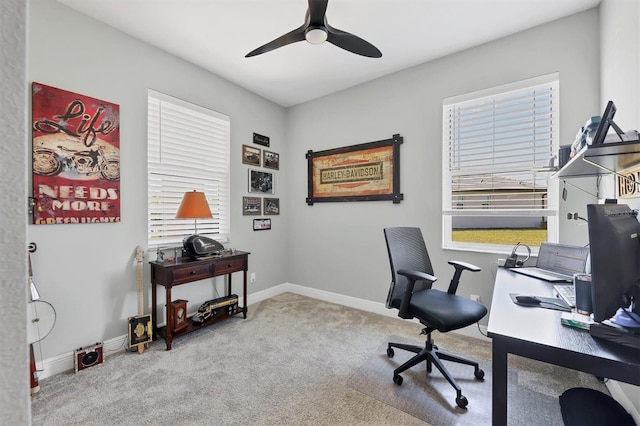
[242,145,261,167]
[264,198,280,215]
[242,196,261,215]
[263,150,280,170]
[248,169,274,194]
[253,218,271,231]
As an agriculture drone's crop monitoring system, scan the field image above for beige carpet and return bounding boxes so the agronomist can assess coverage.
[30,293,608,425]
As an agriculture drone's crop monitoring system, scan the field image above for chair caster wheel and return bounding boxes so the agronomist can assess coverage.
[456,395,468,408]
[393,374,403,386]
[387,347,394,358]
[475,369,485,380]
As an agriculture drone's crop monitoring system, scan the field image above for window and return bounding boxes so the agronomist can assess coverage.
[148,90,230,248]
[442,74,559,252]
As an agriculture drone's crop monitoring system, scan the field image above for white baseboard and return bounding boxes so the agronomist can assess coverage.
[34,283,487,380]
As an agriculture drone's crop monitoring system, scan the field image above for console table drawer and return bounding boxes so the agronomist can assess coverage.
[172,263,212,284]
[214,258,245,275]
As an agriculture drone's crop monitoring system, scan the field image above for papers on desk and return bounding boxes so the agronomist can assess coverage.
[560,312,594,330]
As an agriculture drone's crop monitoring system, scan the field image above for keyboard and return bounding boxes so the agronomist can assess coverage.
[554,284,576,307]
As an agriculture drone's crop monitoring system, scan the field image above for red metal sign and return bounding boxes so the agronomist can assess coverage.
[32,82,120,224]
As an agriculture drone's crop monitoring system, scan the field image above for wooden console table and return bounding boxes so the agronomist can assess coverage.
[150,251,250,350]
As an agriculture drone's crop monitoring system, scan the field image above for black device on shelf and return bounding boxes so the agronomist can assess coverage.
[590,100,626,146]
[587,203,640,349]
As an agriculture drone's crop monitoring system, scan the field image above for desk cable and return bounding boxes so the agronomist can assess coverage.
[476,321,488,338]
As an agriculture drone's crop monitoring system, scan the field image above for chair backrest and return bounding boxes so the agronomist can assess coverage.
[384,227,434,310]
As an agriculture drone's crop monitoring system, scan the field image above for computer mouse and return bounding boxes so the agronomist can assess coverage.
[515,295,541,305]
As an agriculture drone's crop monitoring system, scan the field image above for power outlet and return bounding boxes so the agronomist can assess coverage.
[470,294,481,303]
[250,272,256,283]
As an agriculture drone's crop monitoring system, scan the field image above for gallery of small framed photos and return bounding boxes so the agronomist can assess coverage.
[243,133,279,230]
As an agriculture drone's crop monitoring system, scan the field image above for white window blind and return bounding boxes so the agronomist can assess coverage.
[147,90,230,248]
[442,74,559,249]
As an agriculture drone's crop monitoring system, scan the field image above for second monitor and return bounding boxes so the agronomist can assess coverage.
[587,203,640,326]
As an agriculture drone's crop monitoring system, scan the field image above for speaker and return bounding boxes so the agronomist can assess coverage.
[74,342,103,372]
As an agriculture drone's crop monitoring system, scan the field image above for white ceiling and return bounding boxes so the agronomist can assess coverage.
[57,0,599,107]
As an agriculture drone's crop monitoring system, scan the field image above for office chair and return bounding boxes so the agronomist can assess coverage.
[383,227,487,408]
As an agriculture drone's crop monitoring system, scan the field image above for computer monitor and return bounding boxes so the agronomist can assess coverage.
[587,203,640,324]
[590,100,625,146]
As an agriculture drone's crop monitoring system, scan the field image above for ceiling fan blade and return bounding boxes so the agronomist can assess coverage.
[326,25,382,58]
[308,0,328,26]
[245,25,307,57]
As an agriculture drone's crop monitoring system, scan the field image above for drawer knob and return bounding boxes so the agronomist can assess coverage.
[190,270,196,275]
[227,263,232,268]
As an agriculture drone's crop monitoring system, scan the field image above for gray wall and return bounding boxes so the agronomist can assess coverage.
[27,0,288,361]
[285,9,601,311]
[1,0,30,424]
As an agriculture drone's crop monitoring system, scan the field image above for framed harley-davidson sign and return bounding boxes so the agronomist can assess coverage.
[31,82,120,225]
[306,134,403,205]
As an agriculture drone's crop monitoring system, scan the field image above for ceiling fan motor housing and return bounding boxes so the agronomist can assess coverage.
[305,26,328,44]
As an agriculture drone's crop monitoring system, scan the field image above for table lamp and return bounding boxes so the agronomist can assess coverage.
[175,190,212,236]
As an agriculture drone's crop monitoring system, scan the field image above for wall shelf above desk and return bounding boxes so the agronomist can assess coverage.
[553,139,640,179]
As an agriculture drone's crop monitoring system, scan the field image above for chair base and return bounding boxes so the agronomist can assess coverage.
[387,334,484,409]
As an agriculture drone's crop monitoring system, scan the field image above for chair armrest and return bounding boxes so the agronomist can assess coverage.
[447,260,481,272]
[396,269,437,319]
[398,269,437,283]
[446,260,481,295]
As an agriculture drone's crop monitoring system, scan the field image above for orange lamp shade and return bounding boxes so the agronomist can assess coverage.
[175,191,212,219]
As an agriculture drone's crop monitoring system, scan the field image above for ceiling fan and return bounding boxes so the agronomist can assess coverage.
[245,0,382,58]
